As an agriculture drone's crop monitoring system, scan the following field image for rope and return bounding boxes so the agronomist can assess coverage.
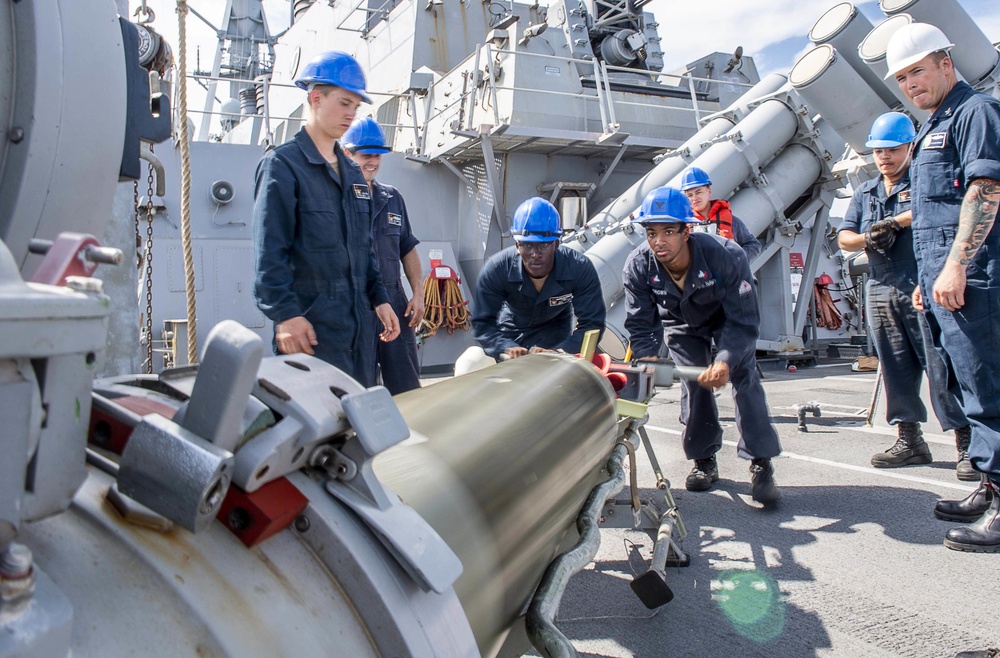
[813,281,843,331]
[419,275,470,337]
[176,0,198,364]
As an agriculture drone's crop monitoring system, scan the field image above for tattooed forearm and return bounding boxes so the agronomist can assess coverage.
[949,178,1000,266]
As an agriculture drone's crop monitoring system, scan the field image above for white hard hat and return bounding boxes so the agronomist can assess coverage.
[884,22,955,79]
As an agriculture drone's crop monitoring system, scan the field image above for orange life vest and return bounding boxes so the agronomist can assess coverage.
[694,199,735,240]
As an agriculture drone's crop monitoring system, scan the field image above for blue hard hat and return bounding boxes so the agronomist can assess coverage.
[866,112,916,148]
[634,187,696,225]
[680,166,712,191]
[342,117,390,154]
[295,51,372,104]
[511,197,561,242]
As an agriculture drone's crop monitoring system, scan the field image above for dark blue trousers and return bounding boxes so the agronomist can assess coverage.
[668,331,781,461]
[866,276,967,430]
[374,284,421,395]
[925,284,1000,481]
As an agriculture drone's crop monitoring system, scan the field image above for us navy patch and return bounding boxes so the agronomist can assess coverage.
[923,132,947,149]
[388,212,402,226]
[898,190,911,202]
[549,293,573,306]
[352,184,371,200]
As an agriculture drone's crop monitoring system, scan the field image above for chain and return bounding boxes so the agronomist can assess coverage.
[142,147,156,373]
[133,180,141,268]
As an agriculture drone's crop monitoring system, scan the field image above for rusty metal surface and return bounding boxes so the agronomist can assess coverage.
[21,469,378,657]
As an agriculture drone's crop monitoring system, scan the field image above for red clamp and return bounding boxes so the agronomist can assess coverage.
[580,352,628,393]
[218,478,309,548]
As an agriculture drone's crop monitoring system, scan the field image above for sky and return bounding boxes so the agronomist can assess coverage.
[141,0,1000,97]
[647,0,1000,77]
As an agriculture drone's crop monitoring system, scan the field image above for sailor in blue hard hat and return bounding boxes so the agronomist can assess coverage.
[343,117,425,394]
[471,197,606,360]
[838,111,971,477]
[680,166,761,261]
[252,51,399,387]
[624,187,782,505]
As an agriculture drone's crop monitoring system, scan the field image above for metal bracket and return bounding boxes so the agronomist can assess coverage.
[232,354,364,493]
[478,126,509,237]
[324,387,463,595]
[172,321,263,452]
[434,156,476,189]
[589,143,629,201]
[117,413,234,533]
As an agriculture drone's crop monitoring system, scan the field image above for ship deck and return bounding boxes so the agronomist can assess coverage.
[509,357,997,657]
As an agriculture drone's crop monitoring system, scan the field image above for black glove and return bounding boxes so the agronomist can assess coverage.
[864,216,902,252]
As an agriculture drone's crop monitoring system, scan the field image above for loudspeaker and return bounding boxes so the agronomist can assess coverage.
[210,180,235,205]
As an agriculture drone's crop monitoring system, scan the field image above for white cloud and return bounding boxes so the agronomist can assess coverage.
[645,0,1000,77]
[645,0,842,75]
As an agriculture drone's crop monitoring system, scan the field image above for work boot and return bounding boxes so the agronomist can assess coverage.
[685,457,719,492]
[870,422,932,468]
[750,458,780,505]
[935,474,994,522]
[944,480,1000,553]
[954,650,1000,658]
[955,426,978,481]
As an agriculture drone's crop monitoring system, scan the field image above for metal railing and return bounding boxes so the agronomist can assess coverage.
[180,72,414,147]
[178,49,756,155]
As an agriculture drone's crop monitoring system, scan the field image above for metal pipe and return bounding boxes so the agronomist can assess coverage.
[727,143,825,237]
[485,44,501,127]
[790,44,891,154]
[675,99,799,202]
[601,61,618,129]
[792,205,831,335]
[592,58,610,134]
[686,70,701,124]
[808,2,902,109]
[588,73,790,228]
[377,354,618,656]
[858,14,926,118]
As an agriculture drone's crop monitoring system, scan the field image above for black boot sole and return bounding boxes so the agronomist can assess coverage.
[752,493,781,506]
[943,538,1000,553]
[685,473,719,492]
[870,454,933,468]
[935,509,988,523]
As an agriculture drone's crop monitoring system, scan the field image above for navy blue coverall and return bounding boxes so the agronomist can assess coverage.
[910,81,1000,483]
[624,233,781,461]
[370,180,421,394]
[253,128,389,387]
[472,245,606,359]
[840,171,967,430]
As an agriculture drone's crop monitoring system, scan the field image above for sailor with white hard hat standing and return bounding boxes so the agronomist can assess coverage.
[885,22,1000,552]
